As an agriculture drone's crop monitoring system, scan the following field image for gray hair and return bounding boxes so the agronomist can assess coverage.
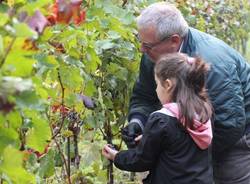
[136,2,189,40]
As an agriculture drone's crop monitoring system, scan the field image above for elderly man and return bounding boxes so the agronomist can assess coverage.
[121,2,250,184]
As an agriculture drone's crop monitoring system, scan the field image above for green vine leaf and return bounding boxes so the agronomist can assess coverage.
[13,22,38,39]
[5,110,22,129]
[0,127,19,154]
[0,35,3,58]
[38,149,55,178]
[26,115,51,152]
[0,146,36,184]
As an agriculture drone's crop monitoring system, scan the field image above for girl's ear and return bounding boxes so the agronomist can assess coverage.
[164,79,174,92]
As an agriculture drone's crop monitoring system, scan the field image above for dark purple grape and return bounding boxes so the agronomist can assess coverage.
[0,97,15,113]
[78,95,95,110]
[67,111,78,122]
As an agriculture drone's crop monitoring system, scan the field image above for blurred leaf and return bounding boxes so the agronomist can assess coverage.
[5,110,22,129]
[16,90,45,110]
[0,127,19,154]
[109,17,129,38]
[13,22,38,39]
[54,150,63,167]
[60,66,83,90]
[40,27,53,41]
[0,2,9,12]
[20,0,51,15]
[84,79,96,96]
[95,39,115,51]
[0,35,4,57]
[5,51,36,77]
[80,142,101,167]
[63,55,84,68]
[85,47,101,72]
[0,146,36,184]
[38,149,55,178]
[35,54,59,76]
[36,86,49,100]
[107,63,128,81]
[7,0,15,7]
[26,115,51,152]
[107,31,121,40]
[64,92,78,107]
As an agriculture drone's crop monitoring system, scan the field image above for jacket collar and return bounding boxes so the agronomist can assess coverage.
[180,28,190,54]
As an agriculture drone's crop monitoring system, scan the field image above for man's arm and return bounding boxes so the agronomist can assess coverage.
[128,54,161,124]
[122,55,161,147]
[205,55,247,158]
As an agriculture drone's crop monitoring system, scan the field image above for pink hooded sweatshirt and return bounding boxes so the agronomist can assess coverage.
[155,103,213,150]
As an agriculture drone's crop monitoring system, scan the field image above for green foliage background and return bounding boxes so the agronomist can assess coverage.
[0,0,249,183]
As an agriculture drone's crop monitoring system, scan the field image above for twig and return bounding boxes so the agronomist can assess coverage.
[122,0,128,7]
[67,137,71,178]
[54,138,71,184]
[118,86,129,150]
[73,134,80,169]
[0,37,16,69]
[99,127,107,140]
[118,118,127,150]
[51,68,65,139]
[104,118,114,184]
[86,0,91,7]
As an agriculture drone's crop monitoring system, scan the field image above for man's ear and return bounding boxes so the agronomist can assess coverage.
[170,34,182,46]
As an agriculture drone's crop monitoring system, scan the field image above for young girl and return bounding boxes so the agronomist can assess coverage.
[102,53,213,184]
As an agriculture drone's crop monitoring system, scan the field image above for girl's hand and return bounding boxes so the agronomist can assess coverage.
[102,144,118,161]
[135,134,143,142]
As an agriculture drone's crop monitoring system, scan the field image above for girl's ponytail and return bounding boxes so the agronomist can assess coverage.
[187,57,210,101]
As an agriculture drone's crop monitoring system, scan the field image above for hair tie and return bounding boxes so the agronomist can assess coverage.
[187,57,195,64]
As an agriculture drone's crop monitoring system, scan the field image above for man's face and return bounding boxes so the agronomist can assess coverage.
[137,26,180,62]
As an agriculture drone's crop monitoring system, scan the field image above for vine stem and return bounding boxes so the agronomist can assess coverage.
[50,68,71,183]
[0,37,16,69]
[99,127,107,140]
[122,0,128,7]
[54,138,72,184]
[73,133,80,169]
[104,118,114,184]
[67,137,71,178]
[51,68,65,139]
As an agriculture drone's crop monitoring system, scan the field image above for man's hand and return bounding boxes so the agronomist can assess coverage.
[121,122,143,148]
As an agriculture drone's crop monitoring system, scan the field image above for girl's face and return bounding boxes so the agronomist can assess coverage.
[155,75,174,105]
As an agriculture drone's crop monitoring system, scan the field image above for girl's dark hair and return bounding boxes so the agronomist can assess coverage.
[154,53,212,129]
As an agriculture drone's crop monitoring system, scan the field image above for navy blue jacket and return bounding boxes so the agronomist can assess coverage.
[128,28,250,159]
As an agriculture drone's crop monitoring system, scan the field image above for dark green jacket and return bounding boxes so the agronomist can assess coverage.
[128,28,250,159]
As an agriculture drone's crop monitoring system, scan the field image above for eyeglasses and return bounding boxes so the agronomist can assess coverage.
[136,34,171,50]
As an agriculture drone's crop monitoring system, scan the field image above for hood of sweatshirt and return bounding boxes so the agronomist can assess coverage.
[155,103,212,150]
